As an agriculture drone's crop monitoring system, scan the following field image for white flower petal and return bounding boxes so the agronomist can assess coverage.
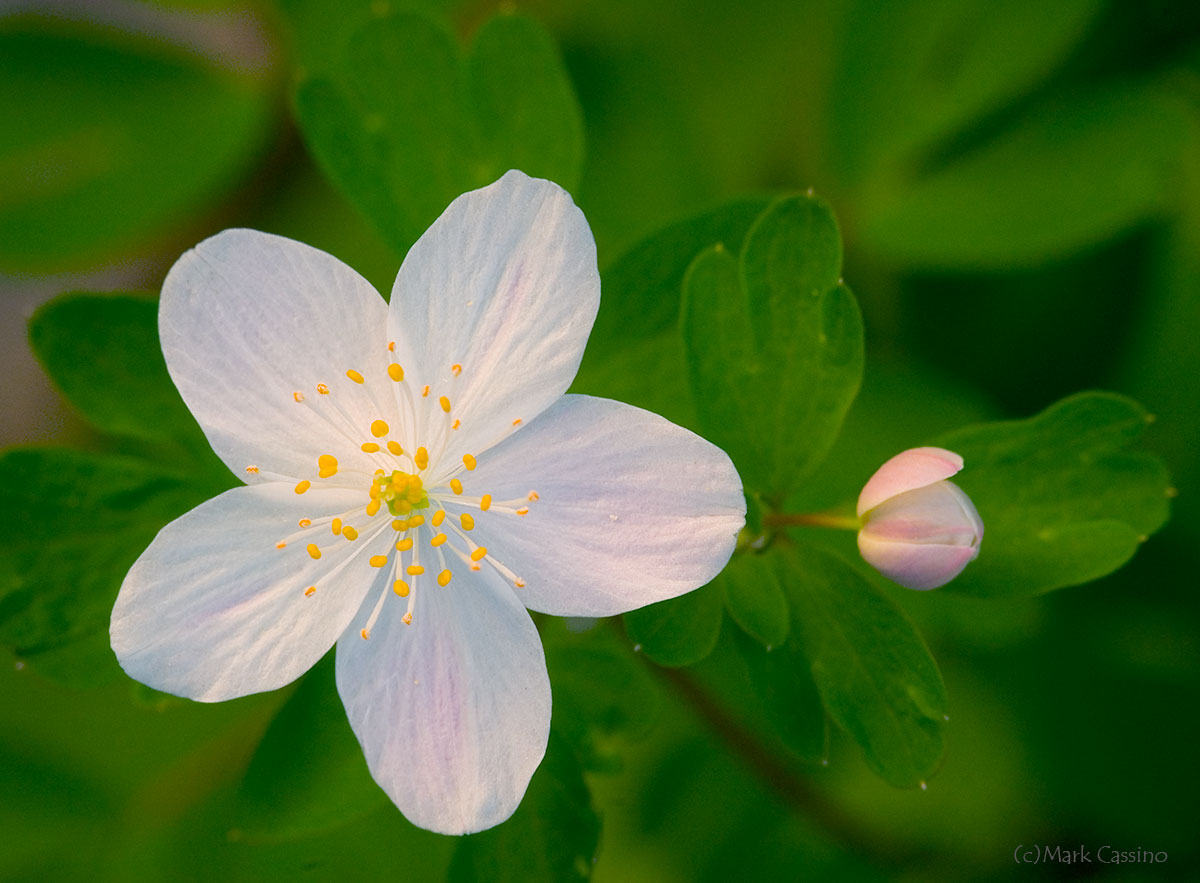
[387,170,600,476]
[160,229,397,482]
[111,483,388,702]
[459,394,746,617]
[335,566,550,835]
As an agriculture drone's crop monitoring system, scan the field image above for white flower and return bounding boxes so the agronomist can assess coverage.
[110,170,745,835]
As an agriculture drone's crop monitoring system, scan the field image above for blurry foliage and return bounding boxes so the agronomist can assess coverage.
[3,0,1199,880]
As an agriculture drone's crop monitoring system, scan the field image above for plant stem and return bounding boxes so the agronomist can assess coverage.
[763,511,861,530]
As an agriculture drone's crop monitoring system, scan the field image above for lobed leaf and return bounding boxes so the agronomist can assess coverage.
[623,580,724,668]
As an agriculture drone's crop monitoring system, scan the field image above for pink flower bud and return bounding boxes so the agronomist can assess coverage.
[856,447,983,590]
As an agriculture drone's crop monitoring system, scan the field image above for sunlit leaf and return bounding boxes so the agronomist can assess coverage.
[720,550,789,649]
[937,391,1172,598]
[681,195,863,500]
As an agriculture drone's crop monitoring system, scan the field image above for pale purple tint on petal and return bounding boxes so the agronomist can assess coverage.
[856,446,964,517]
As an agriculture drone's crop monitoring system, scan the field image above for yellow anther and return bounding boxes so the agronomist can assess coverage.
[246,465,259,474]
[347,369,365,384]
[331,518,342,536]
[451,363,462,376]
[396,538,413,551]
[432,509,446,527]
[307,543,321,560]
[317,383,330,395]
[387,440,403,455]
[460,513,475,531]
[528,491,540,501]
[392,518,406,531]
[415,447,429,470]
[371,419,389,438]
[463,454,477,471]
[366,499,381,517]
[388,341,395,352]
[361,628,370,640]
[438,569,453,587]
[450,478,463,494]
[387,363,404,382]
[408,514,425,527]
[451,419,461,430]
[298,518,311,528]
[276,541,286,549]
[293,391,305,402]
[514,578,525,588]
[343,526,359,541]
[512,418,522,426]
[393,579,410,597]
[318,454,338,478]
[431,533,447,547]
[470,546,488,562]
[480,494,492,511]
[361,442,380,453]
[402,612,413,625]
[305,586,316,596]
[369,555,389,568]
[439,395,451,413]
[407,564,425,575]
[516,507,529,516]
[295,480,311,494]
[421,385,430,397]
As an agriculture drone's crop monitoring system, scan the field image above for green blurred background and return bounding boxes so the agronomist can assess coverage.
[2,0,1199,880]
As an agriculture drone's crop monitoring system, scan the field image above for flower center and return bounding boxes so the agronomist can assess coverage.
[263,343,539,636]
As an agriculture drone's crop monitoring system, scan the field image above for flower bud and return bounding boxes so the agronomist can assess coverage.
[856,446,983,590]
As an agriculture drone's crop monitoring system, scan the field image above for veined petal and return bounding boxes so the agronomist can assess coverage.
[857,446,964,517]
[387,170,599,477]
[335,566,550,835]
[111,483,386,702]
[160,229,397,482]
[462,395,746,617]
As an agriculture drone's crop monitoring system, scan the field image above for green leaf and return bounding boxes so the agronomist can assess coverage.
[543,621,660,774]
[448,731,600,883]
[861,86,1191,269]
[720,551,789,649]
[29,293,205,447]
[681,195,863,499]
[293,9,583,254]
[623,580,724,668]
[0,449,207,686]
[0,20,272,271]
[936,392,1172,598]
[827,0,1101,185]
[780,543,947,788]
[233,653,387,843]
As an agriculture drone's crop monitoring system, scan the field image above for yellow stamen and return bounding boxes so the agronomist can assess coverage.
[362,442,381,453]
[450,478,463,494]
[415,447,429,470]
[451,363,462,376]
[371,419,389,438]
[512,418,522,426]
[293,391,305,402]
[516,507,529,516]
[361,628,370,640]
[407,564,425,575]
[392,518,406,531]
[452,419,461,430]
[396,538,413,551]
[304,586,316,596]
[246,465,259,474]
[528,491,540,501]
[318,454,338,478]
[347,369,364,384]
[408,514,425,527]
[431,509,445,527]
[317,383,330,395]
[402,612,413,625]
[343,526,359,541]
[514,578,525,588]
[421,385,430,397]
[470,546,488,562]
[369,555,388,568]
[295,480,311,494]
[331,518,342,536]
[480,494,492,511]
[463,454,477,471]
[387,440,403,455]
[438,569,452,586]
[388,341,395,352]
[431,533,447,547]
[460,513,475,530]
[276,541,286,549]
[306,543,321,559]
[387,363,404,381]
[439,395,451,413]
[393,580,410,597]
[298,518,311,528]
[366,499,381,517]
